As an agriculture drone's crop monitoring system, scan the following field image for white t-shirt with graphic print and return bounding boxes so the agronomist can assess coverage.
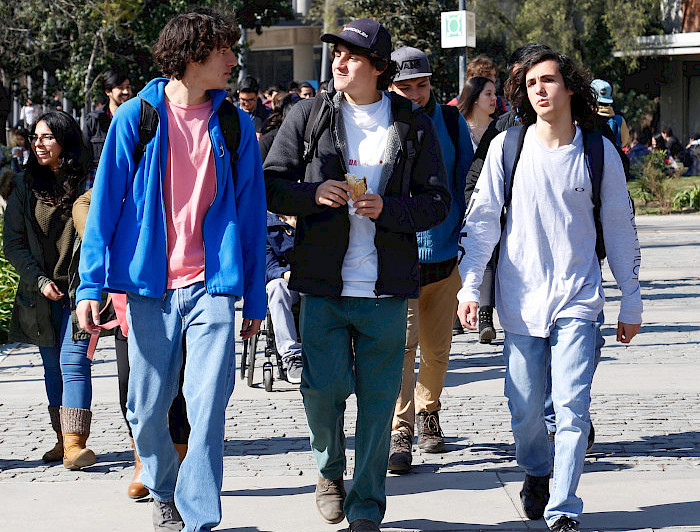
[340,93,391,298]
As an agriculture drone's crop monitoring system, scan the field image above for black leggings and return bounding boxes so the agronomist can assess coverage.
[115,331,190,444]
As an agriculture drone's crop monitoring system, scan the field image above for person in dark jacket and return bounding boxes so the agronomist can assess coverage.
[3,111,98,470]
[265,212,302,383]
[82,68,132,177]
[264,19,450,532]
[258,92,300,162]
[238,75,270,140]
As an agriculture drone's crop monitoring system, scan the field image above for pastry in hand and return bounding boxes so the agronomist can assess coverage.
[345,173,367,201]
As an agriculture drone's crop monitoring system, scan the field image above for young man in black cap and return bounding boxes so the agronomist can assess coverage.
[264,18,450,532]
[387,46,474,471]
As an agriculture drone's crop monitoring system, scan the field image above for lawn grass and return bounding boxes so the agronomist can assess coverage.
[628,174,700,215]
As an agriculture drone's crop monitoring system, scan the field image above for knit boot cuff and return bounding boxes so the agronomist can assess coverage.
[60,406,92,437]
[48,406,62,433]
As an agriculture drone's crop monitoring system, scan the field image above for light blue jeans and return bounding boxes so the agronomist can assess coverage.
[266,278,301,362]
[544,312,605,432]
[38,298,92,409]
[125,283,238,532]
[503,317,597,526]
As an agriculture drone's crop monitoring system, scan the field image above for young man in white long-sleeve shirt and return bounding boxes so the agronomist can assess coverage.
[457,48,642,532]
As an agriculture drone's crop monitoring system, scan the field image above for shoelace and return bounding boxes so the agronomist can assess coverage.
[422,413,444,437]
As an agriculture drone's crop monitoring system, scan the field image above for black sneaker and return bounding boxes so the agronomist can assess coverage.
[416,411,445,453]
[520,473,550,520]
[549,516,580,531]
[387,430,413,473]
[284,356,303,385]
[478,306,496,344]
[587,421,595,453]
[152,499,184,531]
[452,316,464,335]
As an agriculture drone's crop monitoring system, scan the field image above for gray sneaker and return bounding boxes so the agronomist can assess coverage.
[285,356,303,385]
[152,499,184,531]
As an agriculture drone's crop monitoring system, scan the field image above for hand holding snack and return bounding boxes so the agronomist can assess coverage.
[345,173,367,201]
[354,193,384,219]
[315,179,351,207]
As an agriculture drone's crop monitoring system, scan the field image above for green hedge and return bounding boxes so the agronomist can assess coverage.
[0,218,19,343]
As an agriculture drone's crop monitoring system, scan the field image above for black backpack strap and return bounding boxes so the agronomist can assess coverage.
[392,96,420,197]
[303,95,331,163]
[133,99,159,171]
[216,99,241,188]
[502,125,527,208]
[217,99,241,164]
[583,129,606,260]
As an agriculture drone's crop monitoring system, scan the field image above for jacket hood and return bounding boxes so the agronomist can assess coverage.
[138,78,229,111]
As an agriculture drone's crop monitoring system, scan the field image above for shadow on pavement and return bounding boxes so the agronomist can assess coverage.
[584,500,700,530]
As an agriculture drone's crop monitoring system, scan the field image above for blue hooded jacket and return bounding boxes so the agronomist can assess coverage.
[76,78,267,320]
[416,103,474,264]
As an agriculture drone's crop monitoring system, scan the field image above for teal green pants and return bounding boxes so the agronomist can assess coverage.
[300,295,408,524]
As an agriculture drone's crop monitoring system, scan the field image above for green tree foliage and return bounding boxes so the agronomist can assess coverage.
[308,0,662,102]
[0,219,19,343]
[1,0,293,105]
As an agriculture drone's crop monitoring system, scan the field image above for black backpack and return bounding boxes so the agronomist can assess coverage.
[502,125,607,260]
[302,93,422,195]
[132,98,241,183]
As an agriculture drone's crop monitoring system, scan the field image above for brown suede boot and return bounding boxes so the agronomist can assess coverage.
[174,443,188,463]
[42,407,63,462]
[128,437,149,499]
[60,406,97,470]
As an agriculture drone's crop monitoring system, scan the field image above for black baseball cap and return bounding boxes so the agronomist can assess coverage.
[320,19,392,60]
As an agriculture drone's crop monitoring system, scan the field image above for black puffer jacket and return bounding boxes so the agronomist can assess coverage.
[264,90,450,299]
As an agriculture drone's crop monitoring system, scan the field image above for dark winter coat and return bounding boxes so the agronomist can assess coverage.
[264,90,451,299]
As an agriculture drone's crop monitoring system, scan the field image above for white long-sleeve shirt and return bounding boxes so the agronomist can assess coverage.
[458,125,642,338]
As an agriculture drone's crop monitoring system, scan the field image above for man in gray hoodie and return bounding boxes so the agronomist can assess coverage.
[457,48,642,532]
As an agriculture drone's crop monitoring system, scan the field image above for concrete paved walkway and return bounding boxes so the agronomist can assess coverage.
[1,213,698,531]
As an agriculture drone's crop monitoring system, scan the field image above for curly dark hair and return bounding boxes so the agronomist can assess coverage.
[457,76,496,121]
[504,48,597,130]
[330,44,398,91]
[153,8,240,80]
[27,111,89,209]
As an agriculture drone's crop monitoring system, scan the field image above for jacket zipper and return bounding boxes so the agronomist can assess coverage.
[202,108,221,293]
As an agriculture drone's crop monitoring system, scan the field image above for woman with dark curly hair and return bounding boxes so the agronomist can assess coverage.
[3,110,98,470]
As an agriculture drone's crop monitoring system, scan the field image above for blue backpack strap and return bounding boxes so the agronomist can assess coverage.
[583,129,606,260]
[502,125,526,208]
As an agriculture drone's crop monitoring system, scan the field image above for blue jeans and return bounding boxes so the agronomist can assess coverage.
[544,312,605,432]
[38,298,92,409]
[300,295,408,525]
[125,283,237,532]
[503,318,597,526]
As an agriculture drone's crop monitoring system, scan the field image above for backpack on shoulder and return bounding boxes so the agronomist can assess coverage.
[302,93,422,194]
[133,98,241,183]
[501,125,607,260]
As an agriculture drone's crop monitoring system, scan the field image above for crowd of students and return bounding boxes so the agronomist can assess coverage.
[1,8,646,532]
